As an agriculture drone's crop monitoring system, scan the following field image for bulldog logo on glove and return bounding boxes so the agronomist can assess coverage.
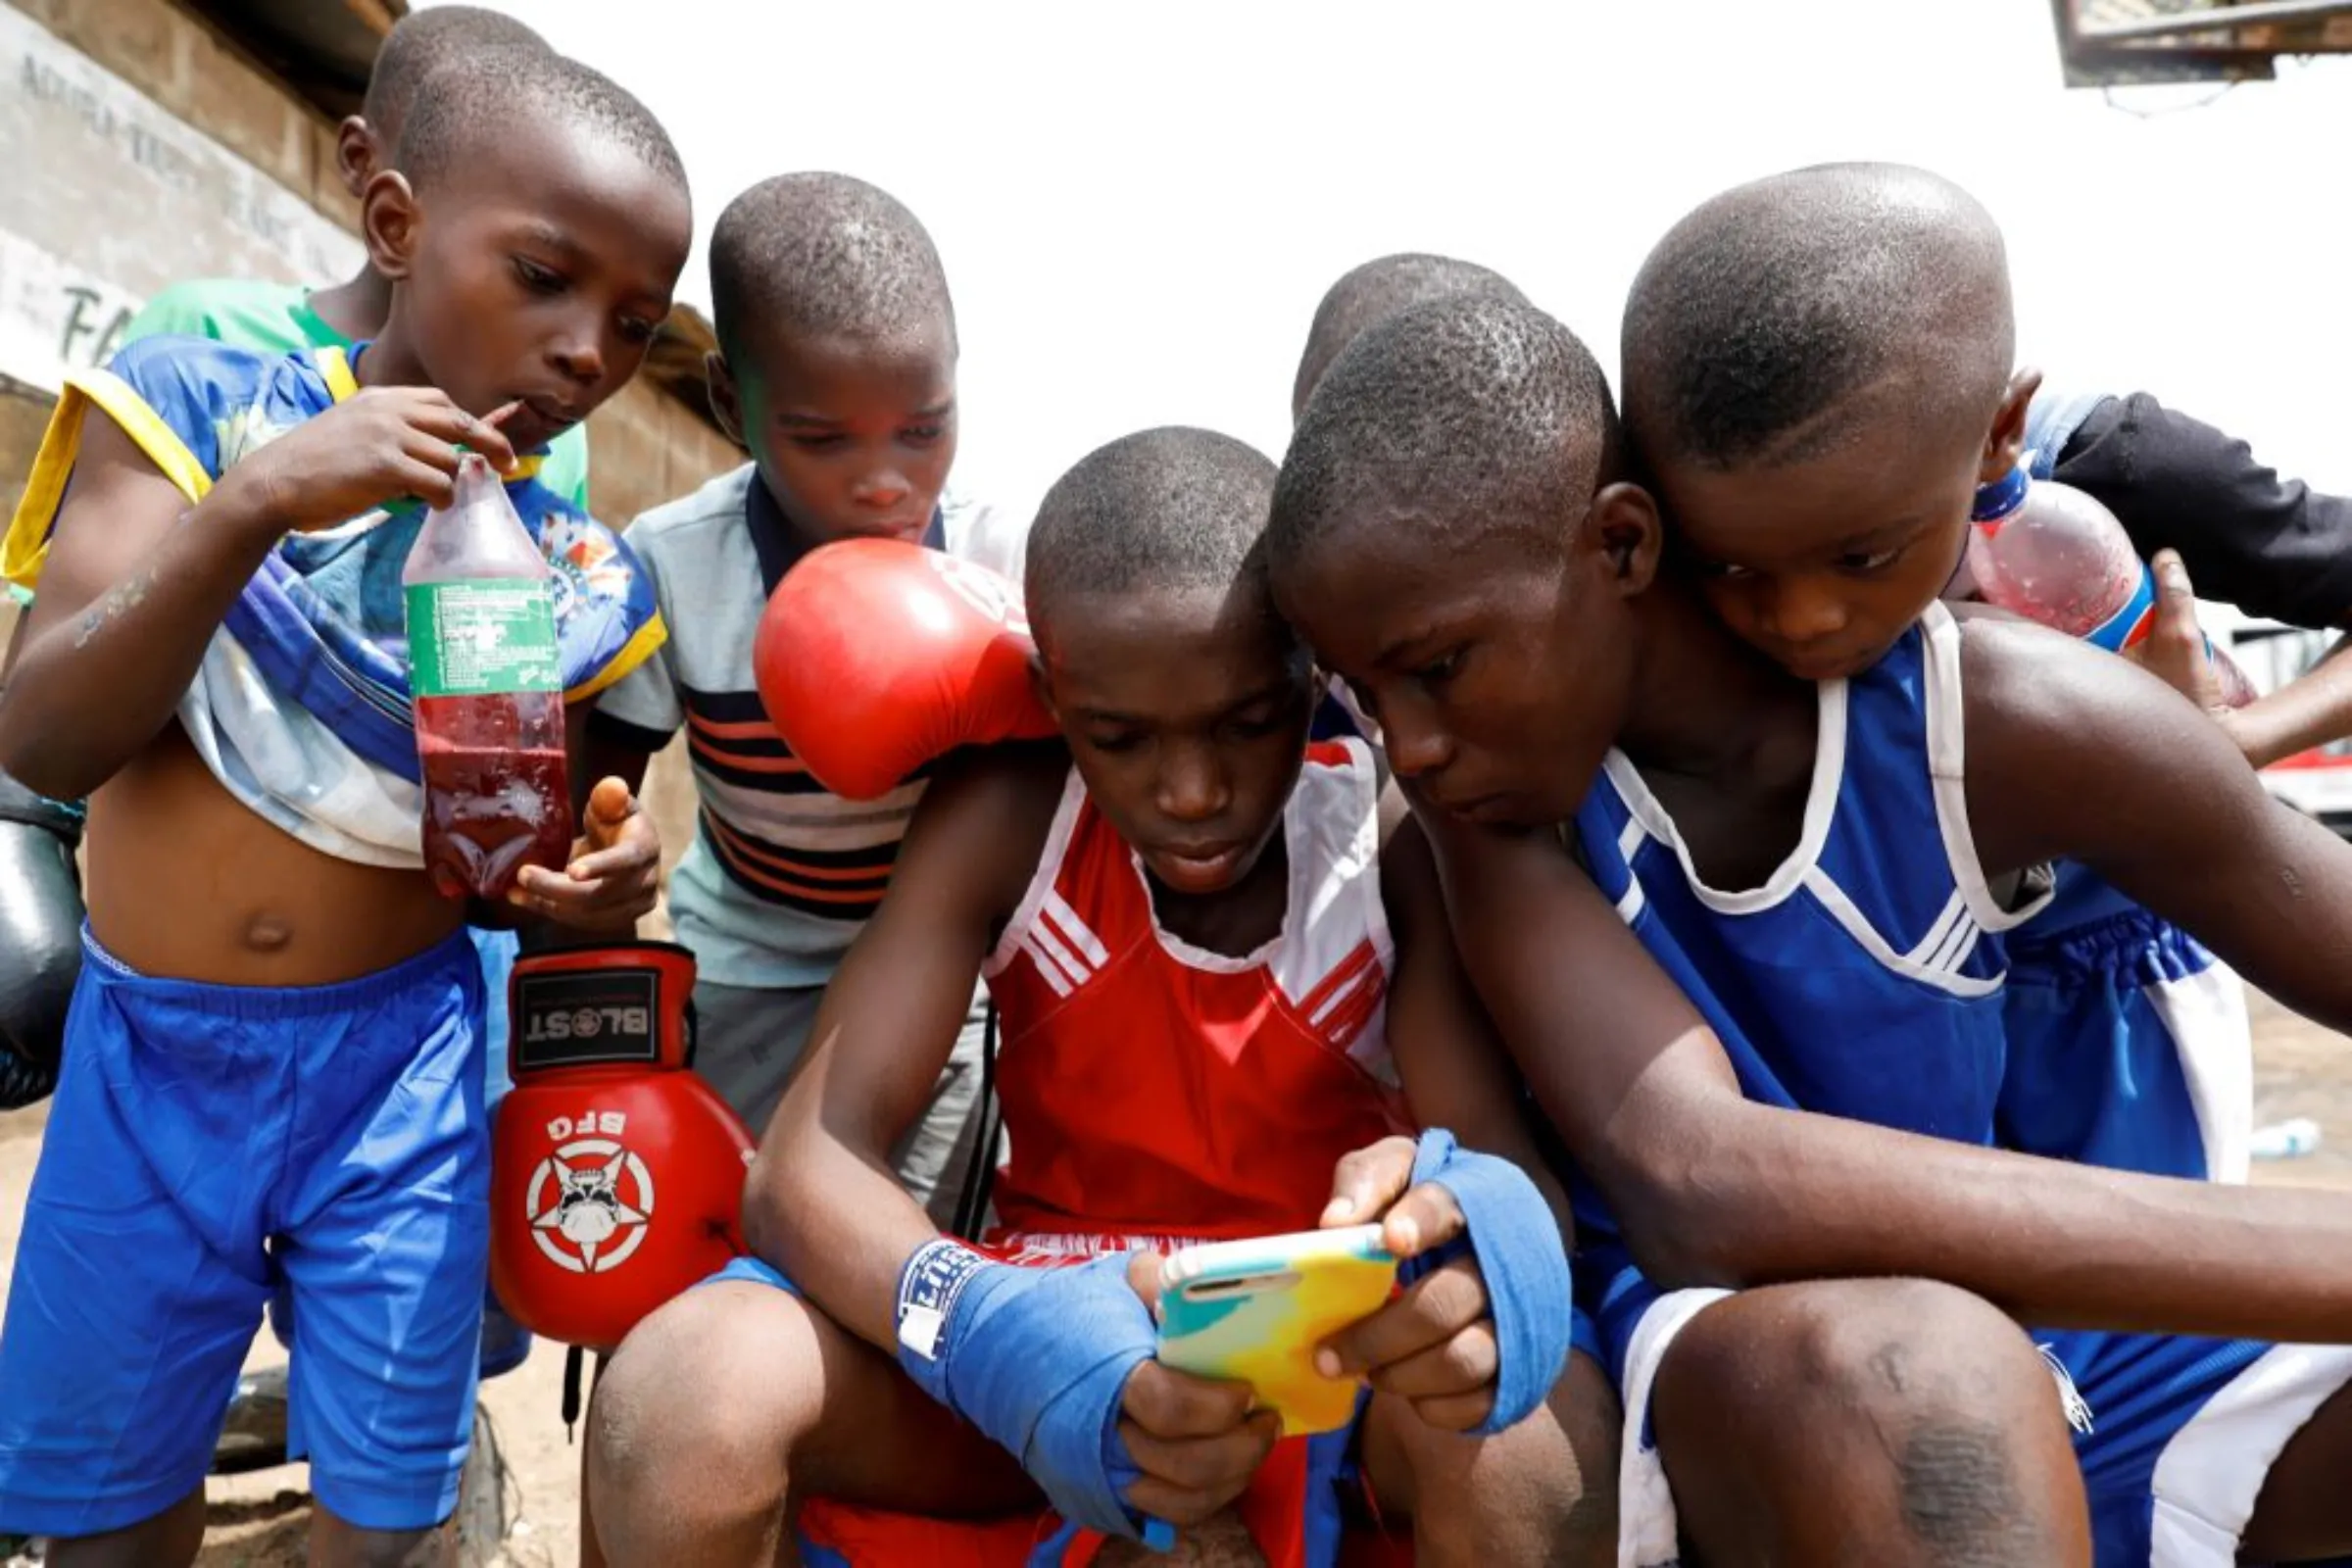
[525,1118,656,1275]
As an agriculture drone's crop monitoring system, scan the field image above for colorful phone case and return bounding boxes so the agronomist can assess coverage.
[1155,1225,1397,1435]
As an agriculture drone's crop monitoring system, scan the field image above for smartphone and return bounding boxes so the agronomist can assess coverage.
[1155,1224,1397,1435]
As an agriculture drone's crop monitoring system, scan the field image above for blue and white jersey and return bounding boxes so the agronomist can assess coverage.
[1580,594,2325,1568]
[1570,603,2048,1365]
[1993,391,2253,1185]
[1577,602,2041,1141]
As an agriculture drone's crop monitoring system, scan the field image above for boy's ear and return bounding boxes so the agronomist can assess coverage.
[334,116,379,203]
[705,351,748,449]
[1981,368,2043,484]
[360,169,422,282]
[1025,649,1062,732]
[1589,482,1665,598]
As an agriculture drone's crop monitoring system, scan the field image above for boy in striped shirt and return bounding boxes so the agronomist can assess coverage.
[587,173,1023,1211]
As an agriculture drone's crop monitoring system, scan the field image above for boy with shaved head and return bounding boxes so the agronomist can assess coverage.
[113,10,581,1429]
[589,424,1605,1568]
[124,8,594,506]
[0,45,688,1564]
[584,172,1025,1205]
[1271,257,2352,1563]
[1291,253,1528,425]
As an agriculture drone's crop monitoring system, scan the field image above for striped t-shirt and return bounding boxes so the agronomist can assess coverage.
[592,464,1030,988]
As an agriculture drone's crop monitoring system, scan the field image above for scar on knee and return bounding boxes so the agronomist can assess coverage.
[1868,1340,1914,1396]
[1898,1419,2034,1565]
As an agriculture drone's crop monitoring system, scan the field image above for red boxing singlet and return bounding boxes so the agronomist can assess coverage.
[982,738,1408,1245]
[799,740,1413,1568]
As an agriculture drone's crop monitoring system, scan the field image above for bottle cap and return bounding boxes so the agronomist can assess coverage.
[1971,463,2030,524]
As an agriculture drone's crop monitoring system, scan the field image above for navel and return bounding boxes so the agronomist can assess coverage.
[242,913,295,954]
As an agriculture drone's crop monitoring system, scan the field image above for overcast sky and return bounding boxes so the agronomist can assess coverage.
[431,0,2352,515]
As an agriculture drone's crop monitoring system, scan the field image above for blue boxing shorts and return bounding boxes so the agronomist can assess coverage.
[0,927,491,1538]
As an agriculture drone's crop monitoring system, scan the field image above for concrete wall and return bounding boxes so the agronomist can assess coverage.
[0,0,733,900]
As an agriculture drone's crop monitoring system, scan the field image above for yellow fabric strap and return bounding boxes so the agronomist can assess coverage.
[1,369,211,592]
[565,613,667,704]
[313,343,359,402]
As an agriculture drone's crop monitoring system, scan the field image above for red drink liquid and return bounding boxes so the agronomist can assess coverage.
[404,455,572,900]
[416,705,571,902]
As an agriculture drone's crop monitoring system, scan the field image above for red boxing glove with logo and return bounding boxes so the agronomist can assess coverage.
[754,538,1057,801]
[489,943,755,1350]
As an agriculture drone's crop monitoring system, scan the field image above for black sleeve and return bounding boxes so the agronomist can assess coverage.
[2049,392,2352,630]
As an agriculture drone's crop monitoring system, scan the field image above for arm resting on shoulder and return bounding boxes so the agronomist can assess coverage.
[1425,809,2352,1345]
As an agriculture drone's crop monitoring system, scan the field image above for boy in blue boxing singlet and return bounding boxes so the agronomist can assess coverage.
[1271,290,2352,1568]
[0,47,690,1567]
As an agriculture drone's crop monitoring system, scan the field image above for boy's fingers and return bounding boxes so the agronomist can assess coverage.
[1121,1471,1255,1532]
[465,401,521,470]
[1125,1250,1166,1316]
[582,779,644,850]
[401,397,517,471]
[1378,1179,1466,1262]
[566,836,656,881]
[1317,1257,1488,1377]
[1408,1387,1499,1435]
[1360,1320,1500,1402]
[518,868,608,905]
[1321,1135,1417,1227]
[400,459,459,511]
[1120,1361,1254,1440]
[2152,549,2194,603]
[587,776,636,823]
[1119,1409,1280,1497]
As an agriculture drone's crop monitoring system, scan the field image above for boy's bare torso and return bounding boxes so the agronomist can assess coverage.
[86,725,462,986]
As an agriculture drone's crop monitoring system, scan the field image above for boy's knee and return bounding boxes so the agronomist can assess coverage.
[588,1283,815,1555]
[1657,1280,2084,1564]
[1367,1348,1621,1567]
[1684,1277,2048,1435]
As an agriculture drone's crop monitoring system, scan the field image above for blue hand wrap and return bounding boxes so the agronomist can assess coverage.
[1400,1129,1575,1435]
[895,1240,1163,1543]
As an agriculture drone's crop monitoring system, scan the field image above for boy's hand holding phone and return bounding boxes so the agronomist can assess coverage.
[1112,1252,1284,1534]
[1313,1132,1576,1436]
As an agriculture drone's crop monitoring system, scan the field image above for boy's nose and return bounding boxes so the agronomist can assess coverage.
[550,333,606,387]
[1382,706,1454,781]
[1768,578,1849,642]
[853,468,911,509]
[1158,748,1230,822]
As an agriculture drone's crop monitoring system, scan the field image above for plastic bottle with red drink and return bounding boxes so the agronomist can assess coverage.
[1964,462,2257,708]
[402,454,573,901]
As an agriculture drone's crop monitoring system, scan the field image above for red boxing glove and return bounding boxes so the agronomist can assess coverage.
[489,943,756,1350]
[755,538,1057,801]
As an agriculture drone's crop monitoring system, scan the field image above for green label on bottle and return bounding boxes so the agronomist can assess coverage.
[405,579,562,698]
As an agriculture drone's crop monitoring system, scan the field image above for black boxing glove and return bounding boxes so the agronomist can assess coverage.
[0,768,85,1109]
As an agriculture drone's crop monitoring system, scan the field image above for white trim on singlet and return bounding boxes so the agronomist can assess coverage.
[1602,676,1848,914]
[1920,601,2055,935]
[984,742,1393,1042]
[1611,812,1649,924]
[1802,866,2002,999]
[984,767,1092,985]
[1141,739,1392,998]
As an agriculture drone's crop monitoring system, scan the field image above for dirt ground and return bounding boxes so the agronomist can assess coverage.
[1,989,2348,1566]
